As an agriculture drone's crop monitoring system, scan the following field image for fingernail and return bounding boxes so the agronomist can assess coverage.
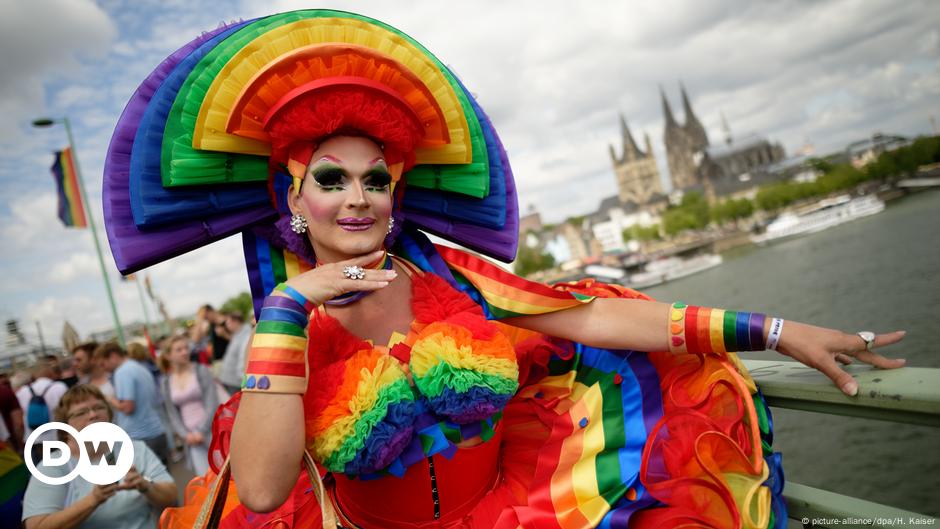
[842,382,858,396]
[898,330,907,336]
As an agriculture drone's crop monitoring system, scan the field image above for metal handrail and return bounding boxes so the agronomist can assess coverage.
[742,360,940,527]
[741,360,940,428]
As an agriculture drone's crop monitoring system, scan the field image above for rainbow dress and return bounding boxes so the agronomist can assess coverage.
[161,235,786,529]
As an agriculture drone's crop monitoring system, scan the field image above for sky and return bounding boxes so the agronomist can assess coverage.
[0,0,938,344]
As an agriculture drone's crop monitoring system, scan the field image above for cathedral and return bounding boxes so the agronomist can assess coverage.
[612,84,786,205]
[662,84,710,190]
[608,114,663,205]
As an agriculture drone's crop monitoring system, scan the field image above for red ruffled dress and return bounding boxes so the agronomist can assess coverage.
[161,259,784,529]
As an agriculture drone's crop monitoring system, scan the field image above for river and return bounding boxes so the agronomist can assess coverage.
[643,189,940,517]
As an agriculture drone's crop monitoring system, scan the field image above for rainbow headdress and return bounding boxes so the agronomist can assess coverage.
[103,9,518,308]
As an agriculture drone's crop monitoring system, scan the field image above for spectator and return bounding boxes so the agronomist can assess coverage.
[160,336,219,476]
[57,357,79,388]
[22,384,177,529]
[70,342,97,385]
[190,305,229,362]
[218,311,252,395]
[0,372,24,453]
[71,342,114,398]
[15,360,68,463]
[127,342,161,382]
[9,371,31,393]
[95,343,169,464]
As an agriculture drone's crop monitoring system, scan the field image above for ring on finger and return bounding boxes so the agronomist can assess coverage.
[856,331,875,352]
[343,265,366,280]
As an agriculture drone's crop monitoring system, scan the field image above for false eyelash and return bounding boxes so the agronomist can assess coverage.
[364,171,392,190]
[311,168,346,189]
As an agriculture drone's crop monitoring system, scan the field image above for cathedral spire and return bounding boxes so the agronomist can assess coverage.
[720,110,733,146]
[660,86,677,129]
[680,81,701,126]
[678,81,709,149]
[619,113,642,159]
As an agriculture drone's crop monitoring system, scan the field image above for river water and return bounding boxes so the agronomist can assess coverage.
[643,189,940,517]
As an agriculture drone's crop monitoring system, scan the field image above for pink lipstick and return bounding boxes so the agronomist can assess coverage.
[337,217,375,232]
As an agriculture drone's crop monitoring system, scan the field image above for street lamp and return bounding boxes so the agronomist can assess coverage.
[32,116,126,347]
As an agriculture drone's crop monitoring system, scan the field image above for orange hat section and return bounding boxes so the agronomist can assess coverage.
[191,17,471,164]
[227,44,449,149]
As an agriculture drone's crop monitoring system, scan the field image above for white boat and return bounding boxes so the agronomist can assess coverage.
[751,194,885,245]
[627,254,724,289]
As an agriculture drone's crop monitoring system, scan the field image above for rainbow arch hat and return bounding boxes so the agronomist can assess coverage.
[104,10,519,297]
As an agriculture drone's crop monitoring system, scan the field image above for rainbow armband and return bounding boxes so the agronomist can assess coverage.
[242,284,312,394]
[668,302,768,355]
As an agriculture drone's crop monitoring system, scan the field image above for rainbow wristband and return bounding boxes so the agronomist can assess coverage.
[669,302,769,355]
[242,284,313,394]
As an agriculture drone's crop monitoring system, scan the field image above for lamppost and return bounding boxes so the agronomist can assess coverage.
[32,116,126,347]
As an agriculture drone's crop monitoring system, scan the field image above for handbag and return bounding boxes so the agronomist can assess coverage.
[192,450,339,529]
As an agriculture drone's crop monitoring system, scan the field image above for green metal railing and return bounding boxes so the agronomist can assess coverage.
[742,360,940,528]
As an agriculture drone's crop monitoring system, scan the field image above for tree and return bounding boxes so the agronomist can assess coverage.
[623,224,661,242]
[221,292,254,322]
[514,245,556,277]
[662,191,710,235]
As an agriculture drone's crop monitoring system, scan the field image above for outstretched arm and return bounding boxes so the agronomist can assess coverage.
[503,298,906,396]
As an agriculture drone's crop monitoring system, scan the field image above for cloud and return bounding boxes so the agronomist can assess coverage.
[1,192,63,246]
[0,0,117,140]
[49,252,100,283]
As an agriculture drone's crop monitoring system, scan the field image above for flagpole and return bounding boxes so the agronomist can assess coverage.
[133,277,153,340]
[33,116,126,348]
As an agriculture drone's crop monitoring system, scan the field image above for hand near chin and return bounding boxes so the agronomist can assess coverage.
[284,250,397,305]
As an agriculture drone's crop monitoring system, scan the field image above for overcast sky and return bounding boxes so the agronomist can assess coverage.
[1,0,938,343]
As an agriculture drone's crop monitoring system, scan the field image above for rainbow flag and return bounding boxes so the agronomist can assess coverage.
[51,148,88,228]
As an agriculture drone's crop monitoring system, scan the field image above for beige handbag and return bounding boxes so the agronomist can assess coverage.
[192,451,340,529]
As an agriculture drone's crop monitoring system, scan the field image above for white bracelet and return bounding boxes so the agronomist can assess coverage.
[766,318,784,350]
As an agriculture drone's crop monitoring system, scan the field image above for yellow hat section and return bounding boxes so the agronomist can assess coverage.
[192,17,471,164]
[226,43,450,148]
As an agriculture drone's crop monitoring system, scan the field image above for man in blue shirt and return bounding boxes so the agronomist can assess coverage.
[94,343,169,463]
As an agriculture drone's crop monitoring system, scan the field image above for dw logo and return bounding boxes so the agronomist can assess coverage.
[24,422,135,485]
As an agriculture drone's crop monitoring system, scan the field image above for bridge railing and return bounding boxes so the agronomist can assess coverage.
[742,360,940,528]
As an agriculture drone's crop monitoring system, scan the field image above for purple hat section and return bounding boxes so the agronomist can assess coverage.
[404,85,519,262]
[401,87,507,230]
[129,20,267,229]
[103,20,275,274]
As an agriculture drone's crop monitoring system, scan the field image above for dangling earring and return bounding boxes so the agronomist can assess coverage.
[290,213,308,234]
[387,217,395,234]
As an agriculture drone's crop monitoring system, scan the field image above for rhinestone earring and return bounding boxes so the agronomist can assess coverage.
[290,213,308,234]
[387,217,395,234]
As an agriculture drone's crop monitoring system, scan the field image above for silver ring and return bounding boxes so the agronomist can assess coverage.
[856,331,875,351]
[343,265,366,280]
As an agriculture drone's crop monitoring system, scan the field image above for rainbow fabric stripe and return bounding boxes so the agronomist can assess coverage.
[50,148,87,228]
[0,442,28,524]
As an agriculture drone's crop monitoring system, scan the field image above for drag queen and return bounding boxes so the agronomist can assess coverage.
[102,10,905,529]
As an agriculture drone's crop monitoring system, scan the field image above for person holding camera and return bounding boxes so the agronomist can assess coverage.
[21,384,177,529]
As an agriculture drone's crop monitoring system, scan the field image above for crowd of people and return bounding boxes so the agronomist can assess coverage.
[0,304,254,529]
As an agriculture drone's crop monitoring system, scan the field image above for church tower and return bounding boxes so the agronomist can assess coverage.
[662,83,710,190]
[609,113,662,205]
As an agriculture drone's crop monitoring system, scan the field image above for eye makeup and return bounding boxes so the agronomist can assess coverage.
[308,163,391,193]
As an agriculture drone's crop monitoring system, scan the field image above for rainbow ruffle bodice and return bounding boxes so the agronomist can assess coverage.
[302,271,518,477]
